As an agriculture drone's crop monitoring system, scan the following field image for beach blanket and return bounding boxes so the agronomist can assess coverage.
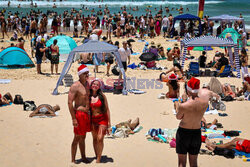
[131,52,140,55]
[0,102,12,107]
[127,89,146,94]
[0,79,11,84]
[137,40,147,42]
[127,63,138,69]
[172,109,218,115]
[32,112,59,118]
[234,149,250,158]
[166,40,178,42]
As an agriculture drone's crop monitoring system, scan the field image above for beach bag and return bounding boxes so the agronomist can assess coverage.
[222,95,234,102]
[23,101,36,111]
[111,65,120,76]
[146,61,156,68]
[211,100,226,111]
[14,95,24,104]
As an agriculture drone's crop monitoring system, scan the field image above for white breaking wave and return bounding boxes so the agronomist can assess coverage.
[0,1,223,7]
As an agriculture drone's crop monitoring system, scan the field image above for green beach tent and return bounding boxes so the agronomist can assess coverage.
[0,47,34,69]
[219,28,240,44]
[46,35,77,62]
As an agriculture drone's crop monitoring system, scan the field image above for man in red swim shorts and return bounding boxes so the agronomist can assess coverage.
[206,138,250,153]
[68,64,91,164]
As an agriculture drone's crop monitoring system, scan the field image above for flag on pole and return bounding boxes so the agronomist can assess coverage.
[198,0,205,19]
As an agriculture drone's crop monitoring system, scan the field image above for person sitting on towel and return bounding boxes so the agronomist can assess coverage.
[236,79,250,100]
[206,138,250,153]
[29,104,60,117]
[0,92,13,106]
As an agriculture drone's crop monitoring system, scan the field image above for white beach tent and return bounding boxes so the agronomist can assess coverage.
[52,40,128,95]
[208,15,245,32]
[180,36,241,78]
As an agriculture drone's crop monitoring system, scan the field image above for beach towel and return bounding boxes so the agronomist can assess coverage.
[234,149,250,158]
[172,109,218,115]
[127,89,146,94]
[166,40,178,42]
[127,63,138,69]
[131,52,140,55]
[0,102,12,107]
[137,40,147,42]
[0,79,11,84]
[32,112,59,118]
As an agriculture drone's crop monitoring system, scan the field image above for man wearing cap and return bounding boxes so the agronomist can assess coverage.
[35,38,47,74]
[68,64,91,164]
[174,77,219,167]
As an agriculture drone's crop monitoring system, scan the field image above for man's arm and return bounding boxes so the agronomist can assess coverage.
[68,84,77,126]
[175,101,184,120]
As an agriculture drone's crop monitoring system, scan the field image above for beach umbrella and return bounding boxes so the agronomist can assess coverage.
[139,52,157,62]
[46,35,77,61]
[219,28,240,44]
[127,39,135,42]
[46,35,77,54]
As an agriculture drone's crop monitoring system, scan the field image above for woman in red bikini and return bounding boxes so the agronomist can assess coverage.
[90,79,111,163]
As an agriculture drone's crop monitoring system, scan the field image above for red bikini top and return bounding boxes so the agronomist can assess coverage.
[90,99,102,109]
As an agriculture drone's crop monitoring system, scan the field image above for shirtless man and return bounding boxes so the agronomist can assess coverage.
[68,64,91,164]
[30,18,37,38]
[174,77,219,167]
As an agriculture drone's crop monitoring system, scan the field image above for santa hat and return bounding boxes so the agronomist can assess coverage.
[168,73,178,80]
[187,77,200,93]
[0,93,1,99]
[78,64,90,76]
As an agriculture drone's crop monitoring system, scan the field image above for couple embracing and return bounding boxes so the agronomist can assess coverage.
[68,64,111,164]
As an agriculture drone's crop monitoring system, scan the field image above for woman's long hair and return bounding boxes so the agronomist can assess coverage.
[169,80,178,91]
[89,82,107,113]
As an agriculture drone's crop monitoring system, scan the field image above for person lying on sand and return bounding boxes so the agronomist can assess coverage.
[201,118,222,131]
[206,138,250,153]
[108,118,140,135]
[0,92,13,106]
[29,104,60,117]
[222,83,236,99]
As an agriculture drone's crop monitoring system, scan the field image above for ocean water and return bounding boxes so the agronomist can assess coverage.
[1,0,250,28]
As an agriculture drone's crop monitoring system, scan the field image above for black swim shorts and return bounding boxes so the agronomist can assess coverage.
[176,127,201,155]
[3,94,11,100]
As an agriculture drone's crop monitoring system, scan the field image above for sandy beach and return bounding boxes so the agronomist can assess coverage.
[0,33,250,167]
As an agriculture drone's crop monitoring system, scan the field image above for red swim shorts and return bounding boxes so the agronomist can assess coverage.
[74,110,91,136]
[92,113,108,126]
[236,139,250,153]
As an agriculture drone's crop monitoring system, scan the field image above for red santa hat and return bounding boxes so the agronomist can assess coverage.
[187,77,200,93]
[168,73,178,80]
[78,64,90,76]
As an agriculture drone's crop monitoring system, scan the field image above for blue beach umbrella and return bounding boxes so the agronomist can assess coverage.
[46,35,77,55]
